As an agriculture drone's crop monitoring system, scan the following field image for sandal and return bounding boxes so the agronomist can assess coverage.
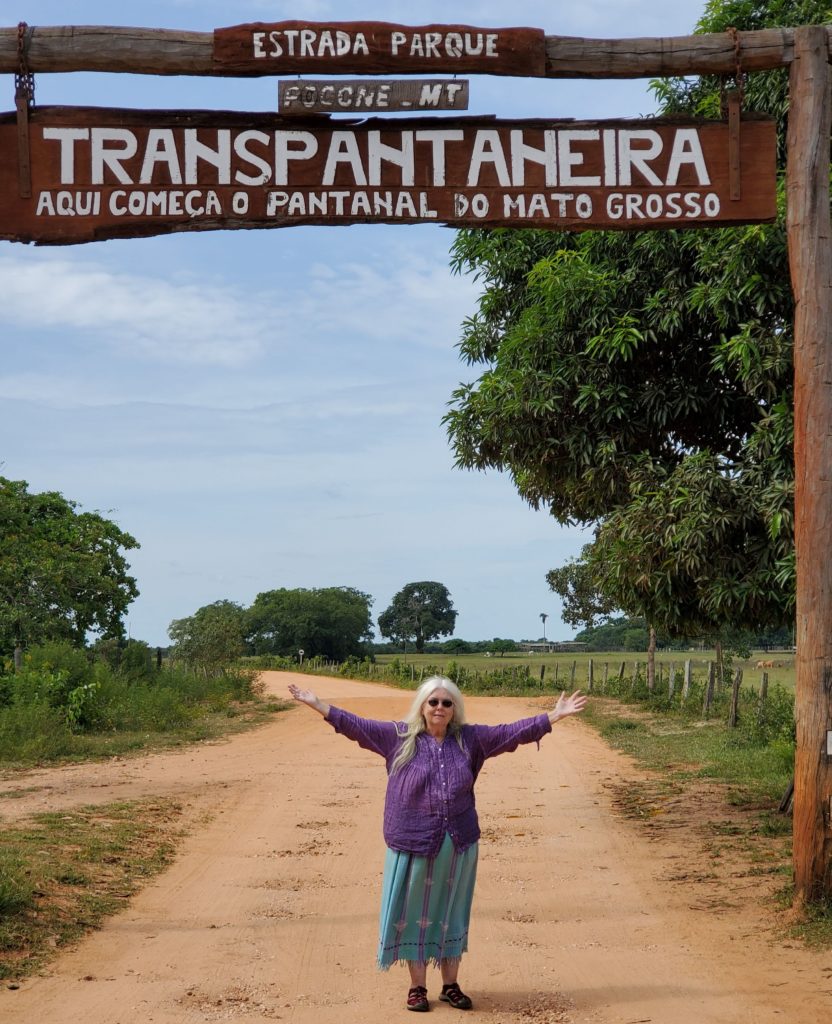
[439,982,473,1010]
[407,985,430,1012]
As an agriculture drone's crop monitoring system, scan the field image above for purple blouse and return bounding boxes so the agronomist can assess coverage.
[325,705,552,856]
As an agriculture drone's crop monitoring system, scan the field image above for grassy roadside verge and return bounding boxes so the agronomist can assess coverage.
[581,697,832,947]
[0,798,186,981]
[0,657,289,771]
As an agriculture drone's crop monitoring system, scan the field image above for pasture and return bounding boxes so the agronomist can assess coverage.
[374,649,796,692]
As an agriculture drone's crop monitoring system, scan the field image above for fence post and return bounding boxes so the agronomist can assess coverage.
[603,662,609,692]
[570,660,577,686]
[588,658,594,693]
[554,662,559,686]
[668,662,676,700]
[703,661,716,716]
[728,667,743,727]
[539,664,546,688]
[618,660,626,683]
[682,659,692,702]
[757,670,770,726]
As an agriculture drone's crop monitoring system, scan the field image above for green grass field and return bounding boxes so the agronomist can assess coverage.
[374,649,796,691]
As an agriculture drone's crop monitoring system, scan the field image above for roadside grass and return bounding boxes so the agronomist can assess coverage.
[581,697,832,947]
[0,656,289,770]
[0,798,185,980]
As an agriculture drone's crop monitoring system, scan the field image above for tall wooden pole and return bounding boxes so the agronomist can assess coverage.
[787,25,832,903]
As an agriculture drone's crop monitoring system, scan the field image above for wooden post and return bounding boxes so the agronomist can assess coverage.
[682,659,692,702]
[588,658,594,693]
[757,671,770,727]
[554,662,559,686]
[570,660,577,686]
[703,662,716,716]
[788,24,832,902]
[668,662,676,700]
[728,667,743,728]
[647,625,656,692]
[618,660,626,684]
[603,662,609,692]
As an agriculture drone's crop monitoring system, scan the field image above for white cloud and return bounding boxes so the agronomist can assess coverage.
[0,255,265,367]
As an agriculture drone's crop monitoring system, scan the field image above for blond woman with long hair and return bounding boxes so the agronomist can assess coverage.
[289,675,587,1012]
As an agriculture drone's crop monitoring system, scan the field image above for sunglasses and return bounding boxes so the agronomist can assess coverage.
[427,698,454,708]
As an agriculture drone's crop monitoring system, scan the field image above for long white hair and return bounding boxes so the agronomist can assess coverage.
[389,675,467,774]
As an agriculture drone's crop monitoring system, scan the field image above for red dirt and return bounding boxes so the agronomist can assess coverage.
[0,672,829,1023]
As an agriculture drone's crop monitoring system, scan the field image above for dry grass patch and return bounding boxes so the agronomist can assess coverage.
[0,798,185,981]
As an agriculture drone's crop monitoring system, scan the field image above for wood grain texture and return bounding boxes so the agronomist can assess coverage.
[0,107,777,244]
[0,24,828,77]
[787,25,832,903]
[214,22,545,76]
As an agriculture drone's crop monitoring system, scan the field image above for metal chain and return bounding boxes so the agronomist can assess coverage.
[15,21,35,107]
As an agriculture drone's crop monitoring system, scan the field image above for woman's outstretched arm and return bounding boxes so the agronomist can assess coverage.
[547,690,588,724]
[288,682,330,718]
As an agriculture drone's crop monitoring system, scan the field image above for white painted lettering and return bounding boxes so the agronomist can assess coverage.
[618,130,663,186]
[139,129,182,185]
[91,128,138,185]
[274,131,318,185]
[467,131,510,187]
[510,130,557,187]
[367,131,414,187]
[42,127,90,185]
[322,132,367,186]
[558,130,601,187]
[184,129,231,185]
[234,130,272,186]
[666,129,711,185]
[414,129,463,186]
[36,191,55,216]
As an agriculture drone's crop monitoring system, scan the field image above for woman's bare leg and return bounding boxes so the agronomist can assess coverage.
[440,958,459,985]
[407,961,427,988]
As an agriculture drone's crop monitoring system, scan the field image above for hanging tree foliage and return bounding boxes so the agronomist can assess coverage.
[444,0,823,635]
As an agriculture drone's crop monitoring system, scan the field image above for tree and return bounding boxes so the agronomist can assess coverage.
[539,612,548,640]
[0,476,139,664]
[490,638,517,657]
[546,550,618,630]
[378,582,457,653]
[247,587,373,661]
[444,1,821,638]
[443,0,829,900]
[168,600,248,671]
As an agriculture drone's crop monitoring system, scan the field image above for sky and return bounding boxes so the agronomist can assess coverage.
[2,1,708,646]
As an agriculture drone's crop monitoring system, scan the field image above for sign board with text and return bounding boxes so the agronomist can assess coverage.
[214,22,547,76]
[0,107,777,245]
[278,79,470,114]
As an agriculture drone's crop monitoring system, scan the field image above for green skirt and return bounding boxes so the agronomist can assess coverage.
[377,832,479,970]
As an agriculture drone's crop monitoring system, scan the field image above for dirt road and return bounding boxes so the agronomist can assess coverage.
[1,673,829,1023]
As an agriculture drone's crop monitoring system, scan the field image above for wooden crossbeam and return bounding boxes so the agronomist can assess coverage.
[0,25,826,78]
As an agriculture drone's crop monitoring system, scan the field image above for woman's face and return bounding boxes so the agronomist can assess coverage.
[422,687,455,728]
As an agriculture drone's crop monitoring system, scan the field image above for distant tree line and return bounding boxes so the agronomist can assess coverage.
[573,617,794,653]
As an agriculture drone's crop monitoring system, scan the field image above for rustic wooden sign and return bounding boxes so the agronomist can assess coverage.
[0,107,777,245]
[213,22,547,77]
[278,79,470,114]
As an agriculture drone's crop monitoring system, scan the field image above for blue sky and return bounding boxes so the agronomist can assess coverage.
[2,1,707,645]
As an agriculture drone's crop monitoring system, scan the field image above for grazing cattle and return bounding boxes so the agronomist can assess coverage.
[756,659,775,669]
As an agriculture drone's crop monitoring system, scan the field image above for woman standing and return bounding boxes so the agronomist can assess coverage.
[288,675,587,1012]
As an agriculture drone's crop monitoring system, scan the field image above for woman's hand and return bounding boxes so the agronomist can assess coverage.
[288,683,330,718]
[549,690,588,724]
